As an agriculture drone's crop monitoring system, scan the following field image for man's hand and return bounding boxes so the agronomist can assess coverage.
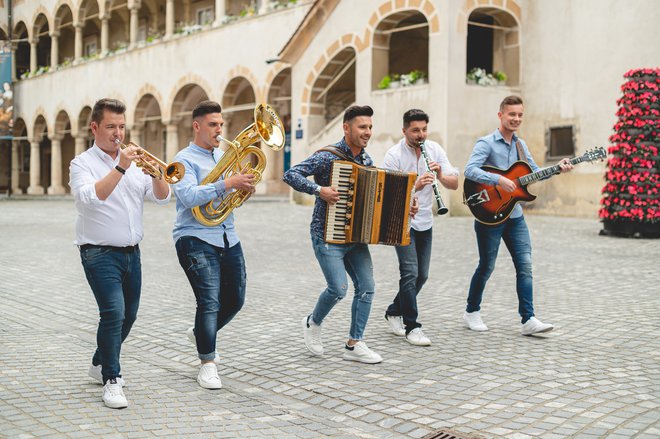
[409,196,419,218]
[118,143,140,170]
[497,176,517,193]
[428,161,442,179]
[415,172,437,191]
[558,158,574,173]
[319,186,340,205]
[226,169,256,192]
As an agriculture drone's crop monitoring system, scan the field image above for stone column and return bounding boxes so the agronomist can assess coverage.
[30,39,38,73]
[101,15,109,56]
[258,0,269,15]
[129,2,140,49]
[165,123,179,164]
[213,0,226,27]
[47,136,66,195]
[11,42,17,81]
[75,135,87,156]
[11,140,22,195]
[165,0,175,39]
[74,23,83,63]
[27,141,44,195]
[50,31,60,68]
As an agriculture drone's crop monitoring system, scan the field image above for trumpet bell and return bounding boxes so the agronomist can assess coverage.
[165,162,186,184]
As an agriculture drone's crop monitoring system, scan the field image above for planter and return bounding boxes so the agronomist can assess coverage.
[389,80,401,89]
[600,219,660,239]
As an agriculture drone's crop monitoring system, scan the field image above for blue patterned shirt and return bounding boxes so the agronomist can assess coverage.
[283,138,373,238]
[464,129,540,219]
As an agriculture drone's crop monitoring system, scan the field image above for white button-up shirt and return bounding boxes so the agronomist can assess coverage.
[69,143,170,246]
[383,139,459,231]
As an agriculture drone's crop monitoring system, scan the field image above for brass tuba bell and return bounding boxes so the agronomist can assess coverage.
[191,104,285,226]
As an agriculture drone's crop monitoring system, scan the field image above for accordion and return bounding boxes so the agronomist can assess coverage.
[324,161,416,246]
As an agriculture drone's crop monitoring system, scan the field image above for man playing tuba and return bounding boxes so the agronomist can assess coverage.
[172,100,255,389]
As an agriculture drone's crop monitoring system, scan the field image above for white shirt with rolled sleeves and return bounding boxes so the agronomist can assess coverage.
[382,139,459,231]
[69,143,170,247]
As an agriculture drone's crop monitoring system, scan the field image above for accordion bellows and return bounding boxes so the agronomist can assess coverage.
[325,161,416,246]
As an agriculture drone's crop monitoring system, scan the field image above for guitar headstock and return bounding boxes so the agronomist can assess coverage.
[582,147,607,163]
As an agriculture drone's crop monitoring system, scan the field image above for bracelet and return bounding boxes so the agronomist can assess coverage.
[115,165,126,175]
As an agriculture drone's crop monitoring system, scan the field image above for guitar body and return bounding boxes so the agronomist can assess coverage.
[463,161,537,225]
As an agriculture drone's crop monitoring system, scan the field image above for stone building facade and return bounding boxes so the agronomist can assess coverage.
[1,0,657,218]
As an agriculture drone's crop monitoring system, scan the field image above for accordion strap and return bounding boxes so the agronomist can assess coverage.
[315,145,356,162]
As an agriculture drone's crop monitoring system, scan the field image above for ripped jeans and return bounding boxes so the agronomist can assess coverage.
[310,234,375,340]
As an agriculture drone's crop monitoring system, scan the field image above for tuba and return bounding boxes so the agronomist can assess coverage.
[192,104,285,226]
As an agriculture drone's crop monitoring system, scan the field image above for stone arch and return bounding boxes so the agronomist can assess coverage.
[166,82,211,161]
[224,66,260,102]
[368,0,440,36]
[460,0,521,86]
[54,1,76,65]
[53,0,79,24]
[78,106,94,151]
[133,91,165,158]
[371,8,432,90]
[300,35,360,118]
[31,6,52,35]
[221,75,257,140]
[167,74,213,122]
[130,83,165,126]
[53,109,75,194]
[13,21,30,78]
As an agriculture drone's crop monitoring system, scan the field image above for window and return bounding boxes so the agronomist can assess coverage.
[547,126,575,158]
[196,7,214,26]
[466,8,519,86]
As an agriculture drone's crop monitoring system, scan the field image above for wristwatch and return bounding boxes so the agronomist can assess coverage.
[314,185,322,196]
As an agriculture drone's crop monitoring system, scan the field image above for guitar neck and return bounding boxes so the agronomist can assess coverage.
[519,156,583,186]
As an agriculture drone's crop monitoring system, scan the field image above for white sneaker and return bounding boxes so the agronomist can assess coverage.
[406,328,431,346]
[342,341,383,364]
[384,313,405,336]
[521,317,554,336]
[186,327,221,363]
[197,363,222,389]
[301,315,323,355]
[88,364,125,387]
[102,379,128,409]
[463,311,489,331]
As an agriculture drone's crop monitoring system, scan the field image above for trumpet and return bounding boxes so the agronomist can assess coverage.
[418,140,449,215]
[114,139,185,184]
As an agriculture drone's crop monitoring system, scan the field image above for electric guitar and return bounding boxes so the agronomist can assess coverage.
[463,147,606,225]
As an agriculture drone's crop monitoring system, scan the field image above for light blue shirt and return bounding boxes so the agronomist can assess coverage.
[172,142,238,248]
[464,129,540,219]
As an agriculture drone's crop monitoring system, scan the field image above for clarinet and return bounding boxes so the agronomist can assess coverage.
[418,140,449,215]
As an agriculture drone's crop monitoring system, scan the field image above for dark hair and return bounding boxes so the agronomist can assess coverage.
[192,100,222,119]
[403,109,429,128]
[91,98,126,124]
[499,95,523,111]
[343,105,374,123]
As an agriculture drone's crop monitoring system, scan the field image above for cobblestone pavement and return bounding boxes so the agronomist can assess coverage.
[1,198,658,439]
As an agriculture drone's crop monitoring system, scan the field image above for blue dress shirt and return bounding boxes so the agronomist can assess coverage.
[172,142,238,248]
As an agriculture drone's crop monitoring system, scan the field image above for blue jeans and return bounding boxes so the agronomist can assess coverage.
[466,216,535,323]
[386,228,432,333]
[176,236,246,361]
[310,234,375,340]
[80,245,142,383]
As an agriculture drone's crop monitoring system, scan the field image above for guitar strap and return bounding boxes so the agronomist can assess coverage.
[515,140,529,164]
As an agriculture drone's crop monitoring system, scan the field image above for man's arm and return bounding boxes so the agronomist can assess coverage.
[464,140,500,186]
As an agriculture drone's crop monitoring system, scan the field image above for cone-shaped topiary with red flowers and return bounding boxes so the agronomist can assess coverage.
[599,68,660,238]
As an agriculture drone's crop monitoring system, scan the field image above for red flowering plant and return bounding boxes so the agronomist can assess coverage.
[600,67,660,237]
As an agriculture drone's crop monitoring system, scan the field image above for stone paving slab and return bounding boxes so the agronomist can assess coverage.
[0,198,658,438]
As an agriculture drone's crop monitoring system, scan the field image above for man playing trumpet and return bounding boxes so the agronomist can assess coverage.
[383,109,459,346]
[69,98,170,408]
[172,100,255,389]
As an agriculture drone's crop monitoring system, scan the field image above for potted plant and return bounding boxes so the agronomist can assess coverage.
[409,69,427,85]
[378,74,392,90]
[389,73,401,88]
[493,70,507,85]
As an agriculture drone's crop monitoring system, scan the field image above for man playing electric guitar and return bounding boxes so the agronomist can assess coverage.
[462,95,573,336]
